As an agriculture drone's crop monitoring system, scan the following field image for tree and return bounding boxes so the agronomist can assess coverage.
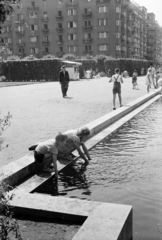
[0,0,20,33]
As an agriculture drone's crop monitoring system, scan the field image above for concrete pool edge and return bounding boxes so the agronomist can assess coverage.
[1,90,161,240]
[0,89,160,187]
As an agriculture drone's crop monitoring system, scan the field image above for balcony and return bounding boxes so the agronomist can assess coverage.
[17,42,25,47]
[65,3,78,7]
[83,26,93,31]
[27,6,39,11]
[96,0,110,4]
[83,38,93,43]
[15,30,25,35]
[56,28,63,33]
[42,41,49,46]
[83,50,93,55]
[56,40,63,45]
[15,19,25,24]
[41,17,49,22]
[56,15,63,20]
[82,12,92,18]
[42,29,49,33]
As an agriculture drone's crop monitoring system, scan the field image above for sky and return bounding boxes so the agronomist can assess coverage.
[134,0,162,26]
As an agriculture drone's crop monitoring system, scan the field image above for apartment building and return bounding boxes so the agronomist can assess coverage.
[1,0,162,62]
[147,13,162,63]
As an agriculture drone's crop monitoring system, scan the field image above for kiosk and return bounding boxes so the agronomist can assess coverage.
[61,60,82,80]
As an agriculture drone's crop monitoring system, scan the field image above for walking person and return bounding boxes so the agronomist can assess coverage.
[109,68,124,110]
[150,63,156,89]
[132,70,138,90]
[59,65,70,97]
[146,68,152,93]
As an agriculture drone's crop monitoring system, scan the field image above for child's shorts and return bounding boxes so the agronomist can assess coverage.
[113,86,121,94]
[34,150,44,163]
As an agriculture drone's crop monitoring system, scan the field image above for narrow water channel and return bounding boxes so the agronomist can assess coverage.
[36,97,162,240]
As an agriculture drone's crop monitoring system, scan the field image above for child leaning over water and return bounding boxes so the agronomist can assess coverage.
[34,133,67,178]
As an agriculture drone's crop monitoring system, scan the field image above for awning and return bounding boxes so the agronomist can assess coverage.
[62,60,82,66]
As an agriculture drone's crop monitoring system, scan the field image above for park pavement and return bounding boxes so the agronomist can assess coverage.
[0,76,156,167]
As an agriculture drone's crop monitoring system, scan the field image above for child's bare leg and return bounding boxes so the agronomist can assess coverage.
[113,94,116,109]
[118,93,122,106]
[147,85,150,93]
[43,153,53,169]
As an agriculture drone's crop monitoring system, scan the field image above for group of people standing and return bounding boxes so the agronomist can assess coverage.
[146,64,162,93]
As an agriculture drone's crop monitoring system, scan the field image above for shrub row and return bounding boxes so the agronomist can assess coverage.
[1,58,62,81]
[0,57,150,81]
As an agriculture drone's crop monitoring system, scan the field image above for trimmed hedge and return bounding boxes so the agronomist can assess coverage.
[104,59,150,76]
[0,57,150,81]
[1,58,62,81]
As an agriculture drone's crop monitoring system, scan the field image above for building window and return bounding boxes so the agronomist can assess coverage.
[98,19,107,26]
[43,12,47,18]
[84,8,91,14]
[45,47,49,53]
[99,32,107,38]
[116,20,120,26]
[17,14,24,21]
[85,45,92,52]
[99,44,107,51]
[58,10,62,16]
[31,1,35,7]
[29,12,38,18]
[30,24,38,31]
[84,33,91,39]
[19,48,24,54]
[98,6,107,13]
[68,34,77,40]
[85,20,91,27]
[30,47,39,54]
[18,38,23,44]
[6,15,11,21]
[67,21,77,28]
[67,9,77,16]
[116,32,120,38]
[43,0,47,7]
[44,36,49,42]
[58,23,62,28]
[17,25,24,32]
[116,7,121,13]
[43,24,48,29]
[30,36,38,42]
[68,46,77,53]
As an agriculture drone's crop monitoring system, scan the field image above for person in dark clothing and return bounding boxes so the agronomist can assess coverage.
[59,65,70,97]
[109,68,124,110]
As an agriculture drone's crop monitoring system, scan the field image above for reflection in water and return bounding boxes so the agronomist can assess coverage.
[36,98,162,240]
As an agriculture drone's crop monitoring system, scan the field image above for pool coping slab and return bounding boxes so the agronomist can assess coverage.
[8,190,133,240]
[0,90,160,188]
[0,89,161,240]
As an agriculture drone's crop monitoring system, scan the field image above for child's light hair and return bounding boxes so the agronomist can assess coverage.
[77,127,90,137]
[55,132,67,142]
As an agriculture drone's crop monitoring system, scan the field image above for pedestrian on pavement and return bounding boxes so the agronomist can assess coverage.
[34,133,68,180]
[132,70,138,90]
[57,127,91,164]
[157,78,162,94]
[59,65,70,97]
[109,68,124,110]
[155,71,161,88]
[150,63,156,89]
[146,68,152,93]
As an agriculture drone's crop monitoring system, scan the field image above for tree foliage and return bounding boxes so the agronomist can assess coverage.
[0,0,20,33]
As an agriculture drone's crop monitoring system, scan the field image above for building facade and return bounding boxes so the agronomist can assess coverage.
[1,0,162,62]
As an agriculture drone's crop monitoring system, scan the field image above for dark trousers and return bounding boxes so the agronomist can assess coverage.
[61,81,69,96]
